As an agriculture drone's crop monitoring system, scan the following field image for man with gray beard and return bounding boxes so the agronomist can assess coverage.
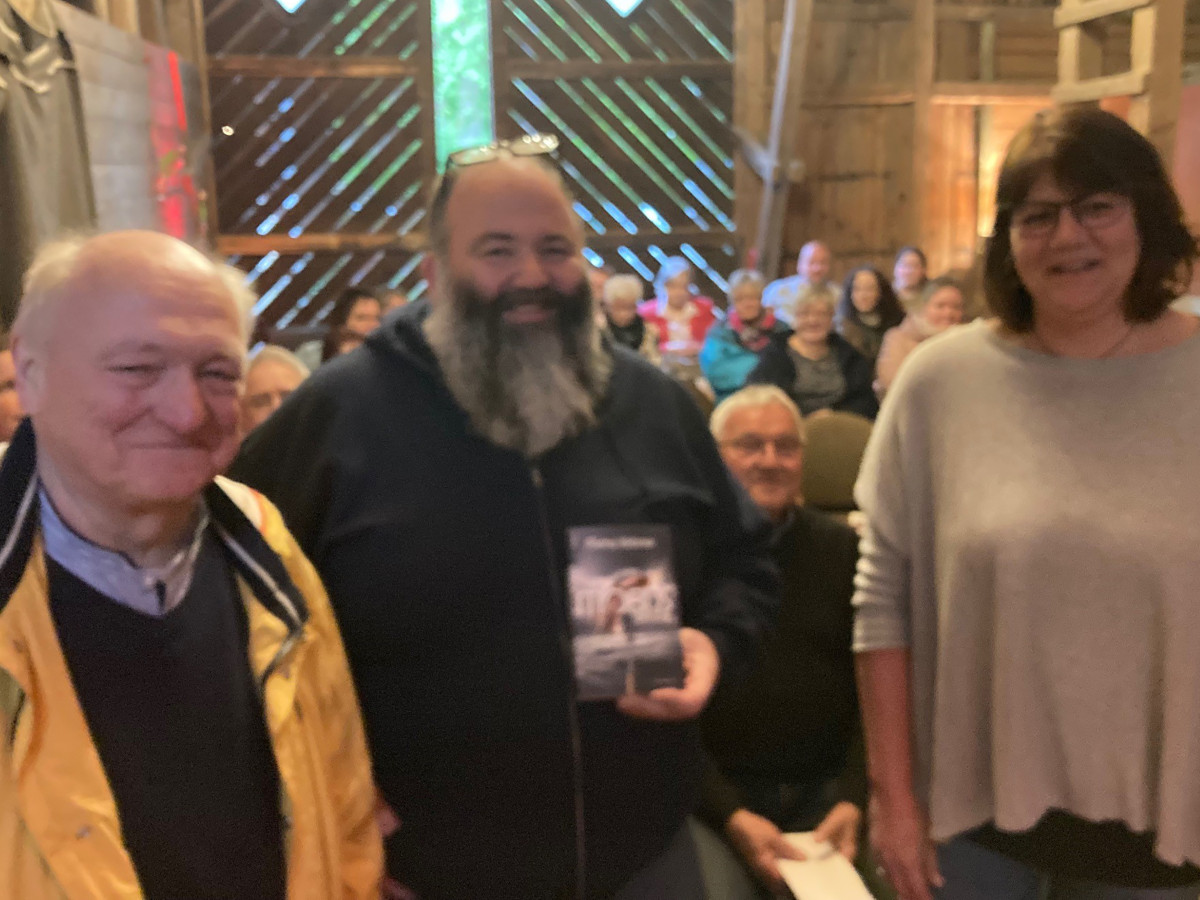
[233,144,778,900]
[423,277,607,458]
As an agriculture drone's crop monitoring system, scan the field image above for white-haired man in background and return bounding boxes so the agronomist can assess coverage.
[693,384,867,899]
[241,344,311,435]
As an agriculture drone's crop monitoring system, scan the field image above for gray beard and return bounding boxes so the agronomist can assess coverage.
[423,284,612,458]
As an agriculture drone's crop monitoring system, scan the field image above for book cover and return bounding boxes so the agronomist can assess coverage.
[567,524,684,701]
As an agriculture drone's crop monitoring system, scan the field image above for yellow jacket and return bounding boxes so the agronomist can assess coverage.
[0,426,383,899]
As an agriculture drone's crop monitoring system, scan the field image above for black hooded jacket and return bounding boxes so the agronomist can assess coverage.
[231,305,779,899]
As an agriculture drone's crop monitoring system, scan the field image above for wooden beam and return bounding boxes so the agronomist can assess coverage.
[1051,68,1148,102]
[733,0,769,257]
[911,0,936,251]
[1126,0,1186,162]
[1054,0,1151,29]
[809,3,1052,22]
[584,229,734,251]
[207,56,422,79]
[503,59,732,81]
[932,82,1052,105]
[754,0,815,280]
[1057,23,1105,91]
[938,4,1054,22]
[217,233,427,256]
[813,4,907,22]
[802,89,916,108]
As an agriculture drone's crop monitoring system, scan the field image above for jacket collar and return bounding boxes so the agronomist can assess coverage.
[0,420,308,634]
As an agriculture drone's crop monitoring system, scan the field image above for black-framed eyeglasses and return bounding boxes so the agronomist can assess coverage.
[445,133,560,170]
[720,435,804,460]
[1008,192,1131,239]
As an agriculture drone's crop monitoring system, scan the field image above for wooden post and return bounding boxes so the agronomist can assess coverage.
[1053,0,1186,165]
[910,0,936,254]
[1126,0,1186,163]
[733,0,769,260]
[753,0,814,280]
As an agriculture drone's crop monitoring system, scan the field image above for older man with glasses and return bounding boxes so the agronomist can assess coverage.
[693,384,868,899]
[233,135,779,899]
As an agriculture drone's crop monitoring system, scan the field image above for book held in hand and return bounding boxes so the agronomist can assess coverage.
[567,524,684,701]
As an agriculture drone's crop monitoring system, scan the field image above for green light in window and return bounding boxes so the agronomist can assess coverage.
[432,0,495,169]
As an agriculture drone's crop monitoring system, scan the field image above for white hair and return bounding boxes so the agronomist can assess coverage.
[13,234,90,346]
[710,384,806,444]
[726,268,765,299]
[653,256,692,295]
[247,344,310,379]
[602,274,644,306]
[14,233,257,347]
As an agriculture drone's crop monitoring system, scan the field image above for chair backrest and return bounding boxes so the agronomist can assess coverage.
[801,411,873,513]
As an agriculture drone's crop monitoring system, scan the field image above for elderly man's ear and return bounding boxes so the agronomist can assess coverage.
[11,336,44,417]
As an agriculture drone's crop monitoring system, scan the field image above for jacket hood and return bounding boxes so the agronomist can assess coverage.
[364,297,441,380]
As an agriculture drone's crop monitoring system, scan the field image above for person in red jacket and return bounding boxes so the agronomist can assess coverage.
[637,257,717,377]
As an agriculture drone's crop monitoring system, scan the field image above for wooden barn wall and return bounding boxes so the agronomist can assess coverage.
[744,0,1200,290]
[781,4,920,280]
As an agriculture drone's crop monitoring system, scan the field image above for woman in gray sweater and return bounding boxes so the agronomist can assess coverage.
[854,107,1200,900]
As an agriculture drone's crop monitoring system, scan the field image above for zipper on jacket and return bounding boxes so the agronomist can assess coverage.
[530,465,587,900]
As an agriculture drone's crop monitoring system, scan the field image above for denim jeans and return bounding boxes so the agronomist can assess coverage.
[936,836,1200,900]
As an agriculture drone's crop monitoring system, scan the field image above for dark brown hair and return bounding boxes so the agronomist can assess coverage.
[983,106,1198,332]
[838,266,904,331]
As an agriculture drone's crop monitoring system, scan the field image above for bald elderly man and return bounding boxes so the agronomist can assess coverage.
[0,232,382,900]
[234,138,779,899]
[762,240,837,326]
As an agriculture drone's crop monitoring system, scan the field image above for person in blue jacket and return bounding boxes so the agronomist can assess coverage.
[699,269,790,403]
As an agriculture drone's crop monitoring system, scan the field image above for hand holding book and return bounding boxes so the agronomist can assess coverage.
[616,627,719,721]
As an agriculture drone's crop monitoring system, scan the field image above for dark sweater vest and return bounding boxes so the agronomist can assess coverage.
[48,535,286,900]
[699,506,864,826]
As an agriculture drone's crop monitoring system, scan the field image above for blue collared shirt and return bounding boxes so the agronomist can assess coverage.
[39,488,210,618]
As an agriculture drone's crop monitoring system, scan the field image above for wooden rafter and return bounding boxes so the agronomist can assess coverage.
[752,0,815,281]
[1053,0,1187,161]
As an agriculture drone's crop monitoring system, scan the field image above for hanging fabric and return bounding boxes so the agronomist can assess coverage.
[0,0,96,328]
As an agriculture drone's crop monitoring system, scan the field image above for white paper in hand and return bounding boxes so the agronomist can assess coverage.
[777,832,875,900]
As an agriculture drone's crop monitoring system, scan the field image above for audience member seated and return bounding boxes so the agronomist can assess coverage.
[874,275,965,398]
[602,273,660,364]
[296,286,383,369]
[700,269,789,402]
[240,344,310,435]
[763,241,837,326]
[748,293,878,419]
[891,245,928,312]
[637,257,717,377]
[587,261,614,305]
[374,286,410,312]
[0,333,25,443]
[692,385,865,899]
[587,261,612,328]
[836,266,905,364]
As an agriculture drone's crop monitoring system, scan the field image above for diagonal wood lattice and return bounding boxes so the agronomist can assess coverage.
[204,0,436,330]
[492,0,737,301]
